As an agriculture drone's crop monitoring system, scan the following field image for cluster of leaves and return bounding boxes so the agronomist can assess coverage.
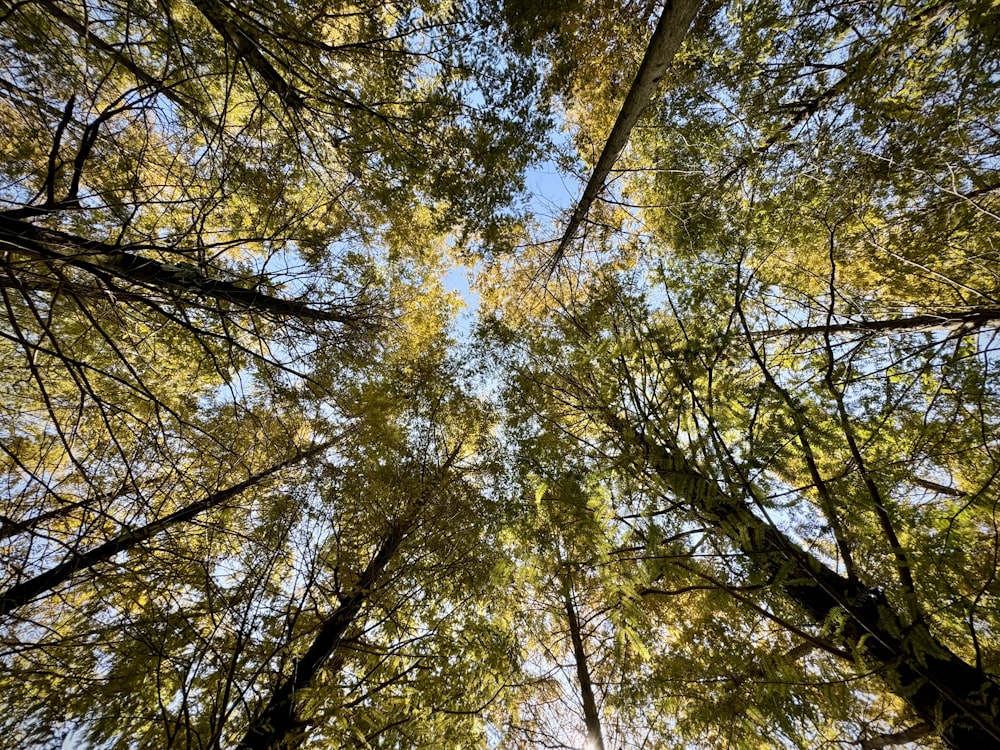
[3,0,1000,748]
[475,0,1000,748]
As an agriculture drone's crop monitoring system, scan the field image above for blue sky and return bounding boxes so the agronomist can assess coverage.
[444,153,582,329]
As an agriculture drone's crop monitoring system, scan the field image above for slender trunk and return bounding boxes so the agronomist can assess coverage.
[236,524,406,750]
[560,572,606,750]
[0,215,372,325]
[634,434,1000,750]
[758,308,1000,339]
[553,0,703,267]
[0,443,329,616]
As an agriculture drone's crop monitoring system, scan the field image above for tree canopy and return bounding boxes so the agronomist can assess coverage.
[2,0,999,748]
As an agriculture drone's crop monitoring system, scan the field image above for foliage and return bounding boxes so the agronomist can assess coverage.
[2,0,999,748]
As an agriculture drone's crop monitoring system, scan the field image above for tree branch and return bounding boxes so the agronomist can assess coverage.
[0,215,377,325]
[859,722,933,750]
[0,441,333,617]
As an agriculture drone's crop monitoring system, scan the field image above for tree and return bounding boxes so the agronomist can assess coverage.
[0,0,542,747]
[551,0,703,268]
[5,0,1000,747]
[478,0,1000,744]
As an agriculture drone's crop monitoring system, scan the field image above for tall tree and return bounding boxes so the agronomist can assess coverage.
[0,1,545,747]
[477,0,1000,744]
[5,0,1000,747]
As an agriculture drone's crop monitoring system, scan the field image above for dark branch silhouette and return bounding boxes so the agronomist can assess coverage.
[757,308,1000,339]
[236,523,406,750]
[716,3,952,187]
[0,215,376,325]
[188,0,306,109]
[0,441,331,617]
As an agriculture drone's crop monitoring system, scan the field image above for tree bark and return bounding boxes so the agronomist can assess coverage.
[758,308,1000,339]
[561,572,606,750]
[188,0,305,109]
[0,215,372,324]
[860,722,933,750]
[0,442,330,617]
[632,432,1000,750]
[236,523,406,750]
[552,0,703,269]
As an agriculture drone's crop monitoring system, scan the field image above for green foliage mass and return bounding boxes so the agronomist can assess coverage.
[1,0,998,748]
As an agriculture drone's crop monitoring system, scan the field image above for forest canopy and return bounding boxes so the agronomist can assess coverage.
[1,0,999,748]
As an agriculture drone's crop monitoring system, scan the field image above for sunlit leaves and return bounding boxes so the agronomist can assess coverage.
[3,0,1000,747]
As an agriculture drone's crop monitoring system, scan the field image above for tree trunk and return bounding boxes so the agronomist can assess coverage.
[552,0,703,267]
[0,215,372,325]
[636,435,1000,750]
[0,443,329,617]
[236,523,406,750]
[561,572,606,750]
[757,308,1000,339]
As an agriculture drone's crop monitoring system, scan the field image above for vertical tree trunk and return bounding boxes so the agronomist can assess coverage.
[561,571,606,750]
